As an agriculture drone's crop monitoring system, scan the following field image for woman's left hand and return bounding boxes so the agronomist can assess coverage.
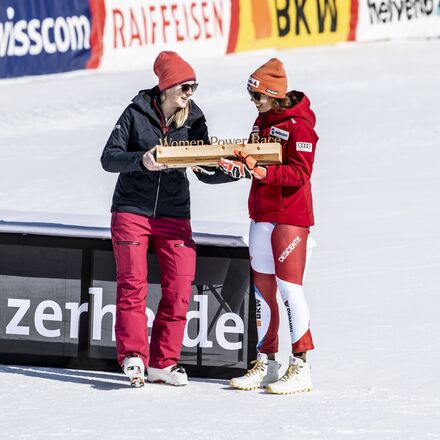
[142,147,168,171]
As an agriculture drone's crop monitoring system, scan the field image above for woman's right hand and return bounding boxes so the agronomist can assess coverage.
[142,147,167,171]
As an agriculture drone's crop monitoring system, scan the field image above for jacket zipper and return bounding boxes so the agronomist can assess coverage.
[152,98,173,218]
[254,181,259,221]
[153,170,162,217]
[152,97,174,218]
[254,116,265,221]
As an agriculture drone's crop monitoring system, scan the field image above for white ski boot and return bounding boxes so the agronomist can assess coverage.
[266,356,313,395]
[122,356,145,388]
[229,352,279,390]
[147,364,188,386]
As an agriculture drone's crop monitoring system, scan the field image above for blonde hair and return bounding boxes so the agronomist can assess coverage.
[160,92,191,128]
[269,94,299,113]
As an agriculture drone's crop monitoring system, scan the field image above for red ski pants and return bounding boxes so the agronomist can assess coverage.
[250,221,314,355]
[111,212,196,369]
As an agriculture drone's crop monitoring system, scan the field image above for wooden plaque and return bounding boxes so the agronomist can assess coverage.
[156,143,282,168]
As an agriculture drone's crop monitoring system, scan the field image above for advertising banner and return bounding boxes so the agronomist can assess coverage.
[0,238,252,375]
[99,0,232,70]
[0,0,95,78]
[230,0,354,53]
[355,0,440,41]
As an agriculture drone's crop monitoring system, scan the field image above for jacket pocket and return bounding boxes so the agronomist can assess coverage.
[282,186,299,208]
[162,172,185,197]
[112,240,145,277]
[114,241,140,245]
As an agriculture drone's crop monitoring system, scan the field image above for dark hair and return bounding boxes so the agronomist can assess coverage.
[269,94,300,112]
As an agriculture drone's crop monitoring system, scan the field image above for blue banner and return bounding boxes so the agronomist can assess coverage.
[0,0,92,78]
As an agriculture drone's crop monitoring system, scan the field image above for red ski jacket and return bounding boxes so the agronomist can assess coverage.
[248,91,318,227]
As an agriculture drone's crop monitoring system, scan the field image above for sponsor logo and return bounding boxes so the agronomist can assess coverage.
[251,125,259,133]
[274,0,338,37]
[296,142,313,152]
[256,297,262,327]
[367,0,439,25]
[256,298,261,321]
[279,236,301,263]
[270,126,289,140]
[284,300,294,333]
[3,288,244,351]
[253,0,341,38]
[248,76,260,88]
[0,7,90,58]
[265,88,278,95]
[111,1,226,48]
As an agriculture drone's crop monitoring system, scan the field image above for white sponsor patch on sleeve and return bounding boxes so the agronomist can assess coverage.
[251,125,259,133]
[270,126,289,140]
[296,142,313,152]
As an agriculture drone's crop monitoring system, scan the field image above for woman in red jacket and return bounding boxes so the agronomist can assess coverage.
[219,58,318,394]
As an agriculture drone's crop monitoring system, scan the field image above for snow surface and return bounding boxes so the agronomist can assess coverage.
[1,39,440,439]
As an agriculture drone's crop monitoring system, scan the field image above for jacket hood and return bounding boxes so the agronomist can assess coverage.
[131,87,205,124]
[262,91,316,129]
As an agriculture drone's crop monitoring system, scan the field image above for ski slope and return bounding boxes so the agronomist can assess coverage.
[1,39,440,439]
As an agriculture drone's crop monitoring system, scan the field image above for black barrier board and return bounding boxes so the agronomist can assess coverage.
[0,233,256,379]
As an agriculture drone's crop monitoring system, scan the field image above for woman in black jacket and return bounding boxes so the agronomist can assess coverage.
[101,51,222,388]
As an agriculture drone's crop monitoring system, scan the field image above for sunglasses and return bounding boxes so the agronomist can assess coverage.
[247,88,263,101]
[180,83,198,93]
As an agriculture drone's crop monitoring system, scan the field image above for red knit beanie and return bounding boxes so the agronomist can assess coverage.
[153,51,196,91]
[248,58,287,99]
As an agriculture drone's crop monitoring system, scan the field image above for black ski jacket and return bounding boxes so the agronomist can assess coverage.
[101,87,228,219]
